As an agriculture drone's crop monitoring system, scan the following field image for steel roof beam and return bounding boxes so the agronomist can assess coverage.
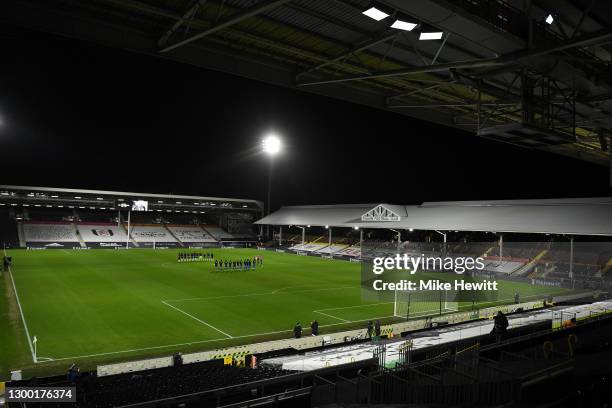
[296,32,398,79]
[297,28,612,87]
[158,0,207,48]
[388,102,518,109]
[159,0,292,53]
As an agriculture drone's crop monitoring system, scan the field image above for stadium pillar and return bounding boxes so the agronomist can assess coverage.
[126,210,131,249]
[328,227,332,248]
[499,234,503,259]
[390,229,401,253]
[435,230,447,256]
[296,226,305,245]
[278,226,282,247]
[569,237,574,281]
[397,231,401,253]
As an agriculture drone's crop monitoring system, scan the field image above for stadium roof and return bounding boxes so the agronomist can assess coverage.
[0,185,263,212]
[2,0,612,170]
[255,198,612,236]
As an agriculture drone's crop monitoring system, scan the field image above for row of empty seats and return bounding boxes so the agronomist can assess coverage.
[289,242,328,252]
[167,225,217,242]
[78,223,128,242]
[287,242,362,257]
[22,222,78,242]
[203,225,240,239]
[19,221,240,245]
[337,246,362,257]
[128,224,177,243]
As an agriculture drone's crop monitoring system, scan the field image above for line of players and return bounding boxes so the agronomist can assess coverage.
[214,256,263,270]
[177,252,214,262]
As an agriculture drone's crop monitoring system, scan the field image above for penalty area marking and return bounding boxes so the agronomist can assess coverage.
[163,285,358,303]
[314,302,394,323]
[161,300,233,339]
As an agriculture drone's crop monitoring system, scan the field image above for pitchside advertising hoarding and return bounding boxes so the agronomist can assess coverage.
[360,241,612,319]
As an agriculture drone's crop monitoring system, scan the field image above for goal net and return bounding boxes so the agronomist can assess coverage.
[393,289,459,319]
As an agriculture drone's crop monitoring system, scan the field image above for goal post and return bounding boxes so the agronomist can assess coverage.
[393,289,459,319]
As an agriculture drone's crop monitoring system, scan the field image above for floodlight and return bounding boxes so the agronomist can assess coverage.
[409,228,414,232]
[545,14,554,24]
[354,226,359,230]
[390,16,417,31]
[419,31,443,40]
[362,6,390,21]
[325,225,329,229]
[262,134,281,155]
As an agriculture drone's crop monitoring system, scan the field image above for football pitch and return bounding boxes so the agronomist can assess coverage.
[0,248,571,377]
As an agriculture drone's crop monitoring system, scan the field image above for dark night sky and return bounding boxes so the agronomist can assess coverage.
[0,26,610,210]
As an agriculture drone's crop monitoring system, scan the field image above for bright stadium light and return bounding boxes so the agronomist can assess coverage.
[362,6,390,21]
[391,20,418,31]
[262,132,283,240]
[391,14,417,31]
[262,134,281,155]
[419,31,443,40]
[545,14,554,24]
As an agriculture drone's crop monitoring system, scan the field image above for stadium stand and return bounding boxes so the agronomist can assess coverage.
[315,244,349,254]
[9,360,291,408]
[336,246,361,257]
[128,224,178,246]
[76,210,119,223]
[76,223,128,246]
[289,242,328,252]
[26,208,76,222]
[167,225,217,243]
[22,221,79,243]
[202,225,238,240]
[480,257,526,274]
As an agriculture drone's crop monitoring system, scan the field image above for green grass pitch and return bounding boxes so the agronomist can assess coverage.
[0,248,571,379]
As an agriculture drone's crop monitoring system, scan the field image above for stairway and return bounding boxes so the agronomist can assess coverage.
[164,225,184,247]
[516,249,549,277]
[73,223,87,248]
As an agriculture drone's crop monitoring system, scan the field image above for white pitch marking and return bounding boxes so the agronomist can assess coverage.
[316,302,394,312]
[313,310,350,323]
[4,248,37,363]
[164,286,357,303]
[161,301,233,339]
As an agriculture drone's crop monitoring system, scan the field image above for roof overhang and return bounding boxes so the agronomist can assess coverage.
[256,198,612,236]
[0,185,264,212]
